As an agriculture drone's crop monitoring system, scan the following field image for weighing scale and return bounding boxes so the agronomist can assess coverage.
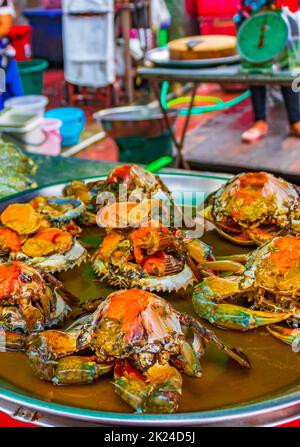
[237,10,289,72]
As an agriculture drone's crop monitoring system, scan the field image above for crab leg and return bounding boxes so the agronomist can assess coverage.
[172,338,203,378]
[114,360,182,414]
[178,312,251,368]
[0,306,29,333]
[216,254,249,263]
[193,278,291,331]
[20,303,45,332]
[267,325,300,350]
[44,273,80,304]
[198,260,245,274]
[79,296,107,314]
[52,356,114,385]
[26,329,113,383]
[0,330,27,352]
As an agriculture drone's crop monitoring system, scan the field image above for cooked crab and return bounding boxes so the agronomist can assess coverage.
[0,204,88,272]
[203,172,300,246]
[0,260,75,335]
[15,227,88,273]
[10,289,249,414]
[92,199,212,292]
[29,196,85,227]
[1,203,49,236]
[63,164,173,225]
[0,143,38,199]
[193,236,300,349]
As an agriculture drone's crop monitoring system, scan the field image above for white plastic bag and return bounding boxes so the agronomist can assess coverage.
[63,0,113,13]
[151,0,171,32]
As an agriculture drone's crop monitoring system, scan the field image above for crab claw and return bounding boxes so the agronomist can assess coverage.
[193,278,291,331]
[267,325,300,350]
[178,312,251,368]
[114,360,182,414]
[52,356,114,385]
[0,330,27,352]
[172,338,203,378]
[198,260,245,274]
[27,329,113,383]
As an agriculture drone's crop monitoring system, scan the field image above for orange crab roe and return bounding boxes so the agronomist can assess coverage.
[270,237,300,271]
[22,228,73,258]
[0,262,21,299]
[0,228,22,252]
[239,172,269,188]
[107,165,132,183]
[231,172,269,214]
[106,289,151,334]
[1,204,45,235]
[141,251,167,275]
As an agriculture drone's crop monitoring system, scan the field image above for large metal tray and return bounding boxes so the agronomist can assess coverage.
[145,47,241,69]
[0,171,299,427]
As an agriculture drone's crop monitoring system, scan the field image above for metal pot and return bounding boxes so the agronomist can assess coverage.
[94,105,178,139]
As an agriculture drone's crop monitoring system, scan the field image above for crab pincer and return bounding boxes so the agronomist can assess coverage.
[0,330,27,352]
[27,329,113,384]
[114,360,183,414]
[193,277,291,331]
[267,325,300,349]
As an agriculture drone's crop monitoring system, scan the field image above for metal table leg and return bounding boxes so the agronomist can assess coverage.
[152,80,198,169]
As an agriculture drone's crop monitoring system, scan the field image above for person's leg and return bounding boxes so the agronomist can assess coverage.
[242,86,269,143]
[250,86,267,121]
[281,87,300,135]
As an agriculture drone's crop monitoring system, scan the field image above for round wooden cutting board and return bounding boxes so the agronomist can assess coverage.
[168,35,237,61]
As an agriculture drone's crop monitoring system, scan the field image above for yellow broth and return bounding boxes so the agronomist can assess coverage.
[0,227,300,414]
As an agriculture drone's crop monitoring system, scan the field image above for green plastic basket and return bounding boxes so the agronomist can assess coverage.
[116,131,174,164]
[18,59,49,95]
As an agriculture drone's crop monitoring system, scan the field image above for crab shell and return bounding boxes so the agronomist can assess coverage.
[92,257,195,292]
[0,261,71,333]
[106,164,170,197]
[241,236,300,296]
[64,164,171,213]
[207,172,300,245]
[86,289,196,354]
[30,196,86,224]
[16,240,88,274]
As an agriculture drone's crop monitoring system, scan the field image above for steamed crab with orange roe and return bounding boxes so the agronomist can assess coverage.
[0,261,74,335]
[63,164,173,225]
[29,195,85,230]
[92,200,212,292]
[193,236,300,349]
[204,172,300,245]
[12,289,249,414]
[0,204,87,273]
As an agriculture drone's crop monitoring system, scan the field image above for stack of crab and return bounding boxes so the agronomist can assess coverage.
[0,164,251,415]
[2,165,300,414]
[193,171,300,349]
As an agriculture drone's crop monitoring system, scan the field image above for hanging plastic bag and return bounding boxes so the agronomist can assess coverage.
[151,0,171,32]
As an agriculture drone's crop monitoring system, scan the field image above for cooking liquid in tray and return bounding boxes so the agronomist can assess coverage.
[1,227,300,414]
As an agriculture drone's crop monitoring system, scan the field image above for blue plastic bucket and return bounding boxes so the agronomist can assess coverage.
[45,107,85,147]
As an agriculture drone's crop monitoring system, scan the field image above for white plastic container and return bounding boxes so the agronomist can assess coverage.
[4,95,49,117]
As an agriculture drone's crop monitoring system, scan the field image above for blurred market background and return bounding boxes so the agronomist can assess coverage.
[0,0,297,176]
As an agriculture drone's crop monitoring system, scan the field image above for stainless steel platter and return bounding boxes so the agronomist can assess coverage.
[0,170,299,427]
[145,47,241,69]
